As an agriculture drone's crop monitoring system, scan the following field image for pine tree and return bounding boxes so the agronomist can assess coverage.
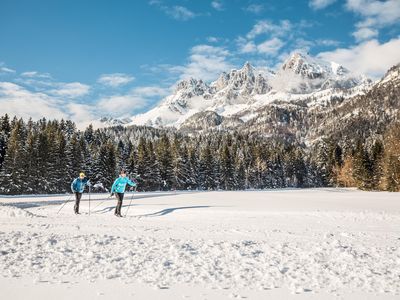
[66,133,83,181]
[186,145,200,190]
[370,140,384,190]
[220,143,236,190]
[171,136,190,190]
[156,134,173,190]
[95,141,117,191]
[199,143,215,190]
[54,131,69,192]
[146,140,162,191]
[0,118,27,194]
[352,142,373,190]
[0,114,11,171]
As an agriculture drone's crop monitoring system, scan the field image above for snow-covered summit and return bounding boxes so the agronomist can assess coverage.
[276,52,369,93]
[281,52,348,79]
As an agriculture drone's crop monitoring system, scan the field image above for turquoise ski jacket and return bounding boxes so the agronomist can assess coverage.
[111,176,136,193]
[71,177,89,193]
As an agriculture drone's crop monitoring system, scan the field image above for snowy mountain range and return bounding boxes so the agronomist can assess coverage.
[100,52,400,135]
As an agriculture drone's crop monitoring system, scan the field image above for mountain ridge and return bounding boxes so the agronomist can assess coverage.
[100,53,399,142]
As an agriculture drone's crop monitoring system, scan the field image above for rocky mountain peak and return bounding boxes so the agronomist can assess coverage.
[174,77,210,98]
[212,61,267,96]
[281,52,348,80]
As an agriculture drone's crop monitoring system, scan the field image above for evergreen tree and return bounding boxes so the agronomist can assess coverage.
[187,145,200,190]
[156,134,173,190]
[220,143,236,190]
[146,140,162,191]
[95,141,117,190]
[352,142,373,190]
[0,118,27,194]
[0,114,11,171]
[66,133,82,181]
[370,140,384,190]
[199,143,215,190]
[171,136,190,190]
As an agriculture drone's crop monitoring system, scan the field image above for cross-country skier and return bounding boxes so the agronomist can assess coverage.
[110,169,137,217]
[71,172,91,215]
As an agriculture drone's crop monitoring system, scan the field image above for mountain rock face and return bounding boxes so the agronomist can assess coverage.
[102,53,400,143]
[99,116,130,127]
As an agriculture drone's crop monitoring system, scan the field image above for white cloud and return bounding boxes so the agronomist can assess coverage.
[66,103,100,129]
[149,1,197,21]
[132,86,171,97]
[96,83,171,118]
[206,36,220,43]
[244,4,264,14]
[48,82,90,98]
[345,0,400,41]
[246,20,292,40]
[318,38,400,78]
[317,39,341,47]
[0,64,165,128]
[238,38,257,53]
[237,20,296,58]
[98,73,135,87]
[293,38,341,52]
[167,6,195,21]
[0,82,67,121]
[20,71,52,78]
[257,38,285,56]
[0,67,16,73]
[170,45,234,81]
[352,27,378,41]
[211,1,224,11]
[97,95,147,117]
[309,0,337,10]
[346,0,400,25]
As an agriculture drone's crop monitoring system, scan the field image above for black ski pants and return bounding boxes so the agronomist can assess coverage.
[74,192,82,213]
[115,193,124,215]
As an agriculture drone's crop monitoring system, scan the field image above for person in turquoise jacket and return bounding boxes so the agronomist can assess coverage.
[71,172,91,215]
[111,169,137,217]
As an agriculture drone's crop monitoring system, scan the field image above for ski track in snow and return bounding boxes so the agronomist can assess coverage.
[0,189,400,298]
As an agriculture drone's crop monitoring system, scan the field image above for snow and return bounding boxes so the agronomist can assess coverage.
[1,188,399,299]
[379,66,400,86]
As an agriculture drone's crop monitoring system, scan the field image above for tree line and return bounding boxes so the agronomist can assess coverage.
[0,114,399,194]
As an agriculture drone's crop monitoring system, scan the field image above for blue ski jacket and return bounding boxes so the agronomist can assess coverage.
[71,177,89,193]
[111,176,136,194]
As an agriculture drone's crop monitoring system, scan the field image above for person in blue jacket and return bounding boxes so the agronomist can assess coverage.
[71,172,91,215]
[111,169,137,217]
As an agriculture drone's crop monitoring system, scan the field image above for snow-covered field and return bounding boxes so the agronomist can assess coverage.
[0,188,399,299]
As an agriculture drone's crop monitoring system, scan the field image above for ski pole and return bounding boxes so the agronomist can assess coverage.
[124,185,137,218]
[92,194,113,211]
[57,194,73,214]
[88,185,91,216]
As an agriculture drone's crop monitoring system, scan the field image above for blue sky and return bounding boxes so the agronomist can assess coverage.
[1,0,399,128]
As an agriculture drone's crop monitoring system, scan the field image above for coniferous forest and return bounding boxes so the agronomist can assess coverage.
[0,113,399,195]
